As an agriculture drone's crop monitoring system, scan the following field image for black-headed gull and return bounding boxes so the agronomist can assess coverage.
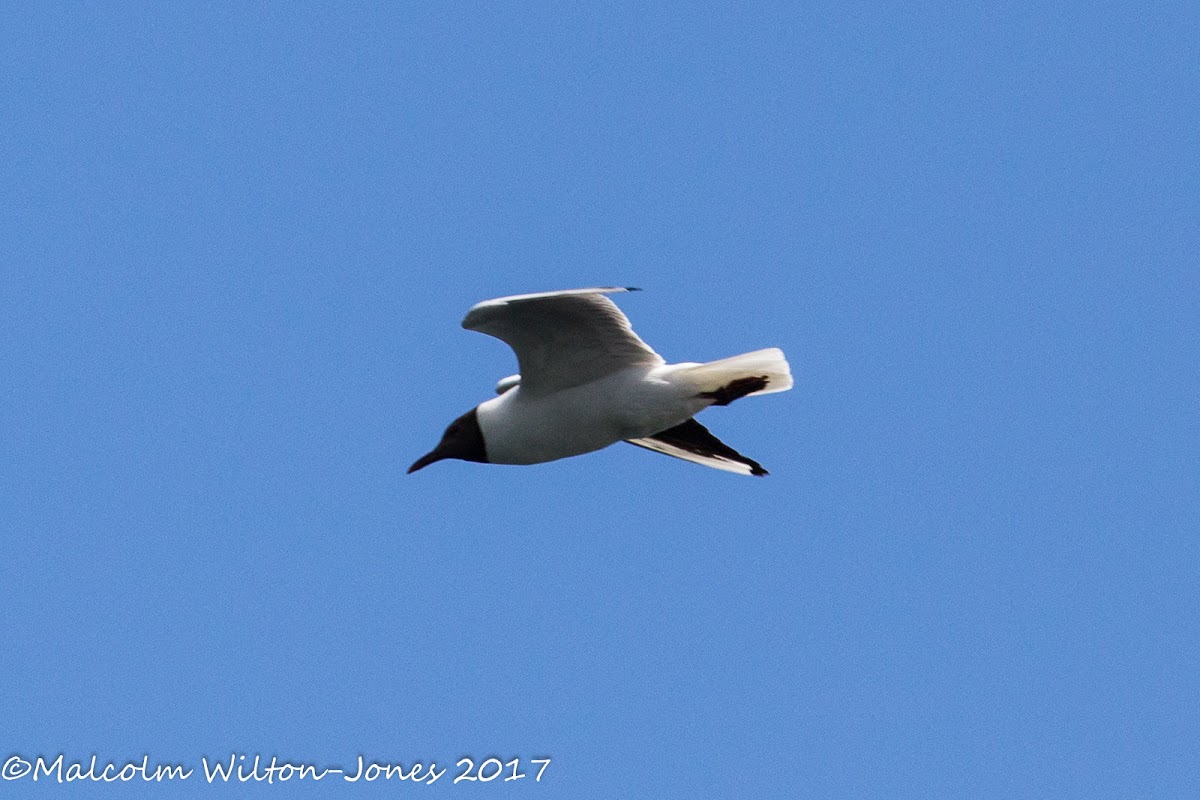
[409,288,792,476]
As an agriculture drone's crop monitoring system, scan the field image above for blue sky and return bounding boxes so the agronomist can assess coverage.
[2,1,1197,797]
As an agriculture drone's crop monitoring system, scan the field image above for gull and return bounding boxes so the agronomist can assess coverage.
[408,287,792,476]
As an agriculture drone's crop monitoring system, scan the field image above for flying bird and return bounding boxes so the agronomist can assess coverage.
[409,287,792,476]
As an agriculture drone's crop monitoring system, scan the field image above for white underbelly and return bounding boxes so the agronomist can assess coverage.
[476,367,707,465]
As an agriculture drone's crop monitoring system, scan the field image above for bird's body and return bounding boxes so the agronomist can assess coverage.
[409,287,792,477]
[476,362,709,465]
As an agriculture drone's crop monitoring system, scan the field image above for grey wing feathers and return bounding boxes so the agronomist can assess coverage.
[462,287,663,395]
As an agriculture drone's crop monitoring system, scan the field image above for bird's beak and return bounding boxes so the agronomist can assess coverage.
[407,448,445,474]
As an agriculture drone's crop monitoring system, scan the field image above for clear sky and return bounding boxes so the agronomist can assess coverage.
[3,2,1197,798]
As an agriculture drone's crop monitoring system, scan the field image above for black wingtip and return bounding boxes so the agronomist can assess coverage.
[697,376,771,407]
[625,286,642,292]
[633,417,770,477]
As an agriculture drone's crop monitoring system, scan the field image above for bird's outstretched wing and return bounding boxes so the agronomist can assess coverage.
[461,287,664,395]
[626,417,768,476]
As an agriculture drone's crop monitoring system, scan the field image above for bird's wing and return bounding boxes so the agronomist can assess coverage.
[462,287,664,395]
[625,418,767,476]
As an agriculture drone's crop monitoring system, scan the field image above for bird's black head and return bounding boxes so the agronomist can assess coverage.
[408,408,488,473]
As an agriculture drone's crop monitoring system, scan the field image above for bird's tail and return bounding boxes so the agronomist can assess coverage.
[681,347,792,405]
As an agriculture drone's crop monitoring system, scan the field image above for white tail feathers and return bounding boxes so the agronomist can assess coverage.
[682,347,793,398]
